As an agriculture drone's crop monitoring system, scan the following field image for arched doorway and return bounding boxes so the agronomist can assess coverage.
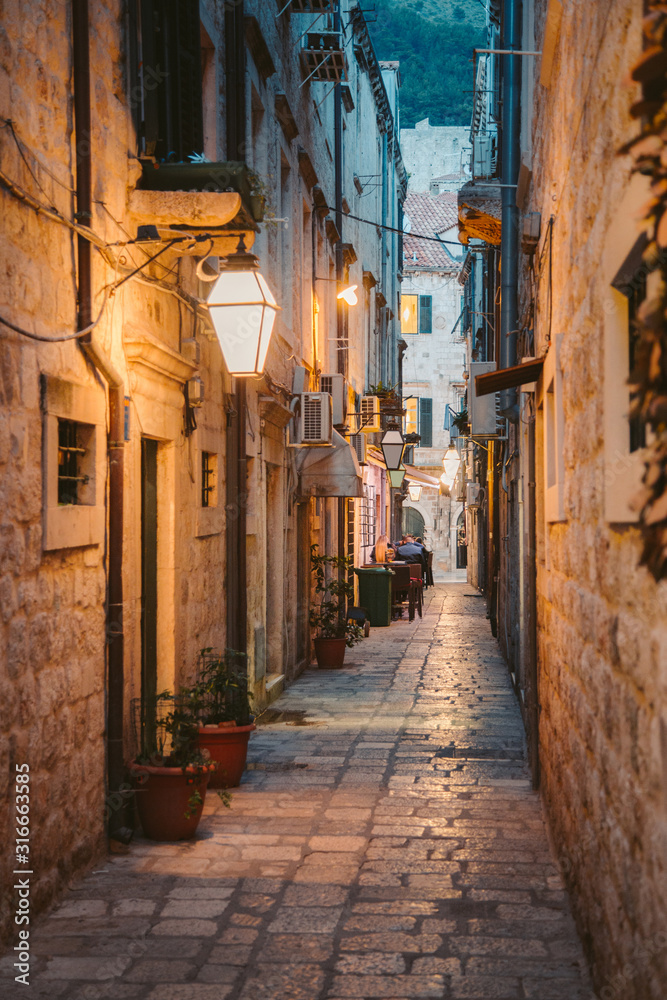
[456,510,467,568]
[402,506,425,540]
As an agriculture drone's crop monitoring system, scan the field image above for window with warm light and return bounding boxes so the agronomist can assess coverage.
[401,294,418,334]
[404,397,418,436]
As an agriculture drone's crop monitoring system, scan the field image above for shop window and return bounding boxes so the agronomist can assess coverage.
[401,294,418,334]
[42,376,105,550]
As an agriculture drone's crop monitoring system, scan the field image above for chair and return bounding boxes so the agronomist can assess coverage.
[391,564,415,621]
[408,563,423,618]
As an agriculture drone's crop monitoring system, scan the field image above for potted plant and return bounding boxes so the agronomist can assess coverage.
[129,692,218,842]
[310,545,364,668]
[187,649,256,790]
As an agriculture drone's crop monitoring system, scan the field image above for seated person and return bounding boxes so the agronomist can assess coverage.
[396,534,427,571]
[371,534,396,563]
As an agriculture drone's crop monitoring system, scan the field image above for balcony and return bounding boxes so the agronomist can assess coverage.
[301,33,348,84]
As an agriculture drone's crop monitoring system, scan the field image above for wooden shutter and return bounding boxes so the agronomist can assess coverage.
[419,295,432,333]
[419,398,432,448]
[138,0,203,161]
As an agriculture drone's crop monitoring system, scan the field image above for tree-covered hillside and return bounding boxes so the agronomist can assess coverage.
[368,0,485,128]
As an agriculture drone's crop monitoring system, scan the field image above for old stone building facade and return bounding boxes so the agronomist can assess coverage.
[458,1,667,997]
[0,0,405,942]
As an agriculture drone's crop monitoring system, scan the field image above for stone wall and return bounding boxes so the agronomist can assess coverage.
[400,120,471,192]
[526,2,667,996]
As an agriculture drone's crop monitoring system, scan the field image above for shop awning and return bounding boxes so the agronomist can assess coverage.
[403,464,441,488]
[297,430,364,498]
[474,357,544,397]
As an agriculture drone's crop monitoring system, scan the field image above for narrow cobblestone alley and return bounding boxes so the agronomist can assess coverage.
[1,585,595,1000]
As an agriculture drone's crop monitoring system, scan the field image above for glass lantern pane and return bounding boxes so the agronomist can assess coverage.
[209,302,264,374]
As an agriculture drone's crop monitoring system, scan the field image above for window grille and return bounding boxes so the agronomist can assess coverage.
[360,485,376,549]
[57,419,87,506]
[201,451,217,507]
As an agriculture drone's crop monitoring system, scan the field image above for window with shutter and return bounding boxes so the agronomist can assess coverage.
[137,0,204,162]
[419,398,433,448]
[419,295,432,334]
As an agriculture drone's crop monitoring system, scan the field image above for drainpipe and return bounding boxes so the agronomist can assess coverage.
[225,0,248,655]
[499,0,522,422]
[72,0,127,840]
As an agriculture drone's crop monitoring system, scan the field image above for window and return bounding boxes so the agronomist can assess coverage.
[360,485,376,548]
[201,451,217,507]
[419,295,432,333]
[57,420,95,506]
[136,0,204,161]
[400,294,432,334]
[404,397,418,436]
[403,397,433,448]
[401,294,418,334]
[42,376,105,551]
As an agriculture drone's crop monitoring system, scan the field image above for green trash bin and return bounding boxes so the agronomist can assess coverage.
[354,567,394,628]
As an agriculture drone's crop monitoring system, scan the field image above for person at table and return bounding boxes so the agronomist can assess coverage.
[396,534,427,572]
[371,534,397,563]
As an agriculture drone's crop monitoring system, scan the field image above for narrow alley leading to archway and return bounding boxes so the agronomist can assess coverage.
[2,585,594,1000]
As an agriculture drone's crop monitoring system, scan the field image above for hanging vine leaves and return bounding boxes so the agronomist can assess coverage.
[620,2,667,580]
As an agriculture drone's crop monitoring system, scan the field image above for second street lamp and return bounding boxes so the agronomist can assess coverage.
[381,426,405,470]
[207,236,280,377]
[408,484,422,502]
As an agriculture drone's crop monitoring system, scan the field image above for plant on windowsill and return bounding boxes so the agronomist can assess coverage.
[309,545,364,668]
[183,649,256,790]
[129,691,221,842]
[451,407,469,436]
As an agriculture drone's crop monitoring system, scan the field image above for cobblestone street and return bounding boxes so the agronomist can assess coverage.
[1,585,595,999]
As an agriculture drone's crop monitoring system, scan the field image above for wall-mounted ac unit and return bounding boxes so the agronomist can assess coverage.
[466,483,482,508]
[359,395,381,433]
[350,433,367,465]
[319,373,347,425]
[473,135,494,179]
[299,392,332,445]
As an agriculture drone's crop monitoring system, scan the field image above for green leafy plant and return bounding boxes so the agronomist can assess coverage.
[309,545,364,647]
[451,407,469,434]
[367,380,399,399]
[184,648,253,727]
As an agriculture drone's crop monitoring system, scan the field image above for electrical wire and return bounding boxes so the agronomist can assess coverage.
[0,290,109,342]
[323,204,465,247]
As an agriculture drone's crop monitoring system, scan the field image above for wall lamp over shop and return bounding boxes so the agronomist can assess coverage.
[315,276,359,306]
[207,236,280,376]
[381,425,406,470]
[408,484,422,503]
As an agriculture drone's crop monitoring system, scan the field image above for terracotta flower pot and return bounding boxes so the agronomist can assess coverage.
[130,761,212,841]
[313,636,347,668]
[197,723,256,789]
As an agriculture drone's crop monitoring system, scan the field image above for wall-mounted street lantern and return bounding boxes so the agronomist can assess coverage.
[441,444,460,488]
[389,467,406,489]
[207,236,280,376]
[315,276,359,306]
[408,484,422,502]
[381,425,405,470]
[337,284,358,306]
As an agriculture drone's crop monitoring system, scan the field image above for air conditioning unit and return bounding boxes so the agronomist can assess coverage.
[473,135,493,179]
[319,373,347,425]
[359,395,381,433]
[299,392,332,445]
[350,433,367,464]
[466,483,482,508]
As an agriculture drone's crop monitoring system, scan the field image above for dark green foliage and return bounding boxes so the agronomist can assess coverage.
[368,0,484,128]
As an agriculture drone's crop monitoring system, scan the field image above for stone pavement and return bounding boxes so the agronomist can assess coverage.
[0,584,595,999]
